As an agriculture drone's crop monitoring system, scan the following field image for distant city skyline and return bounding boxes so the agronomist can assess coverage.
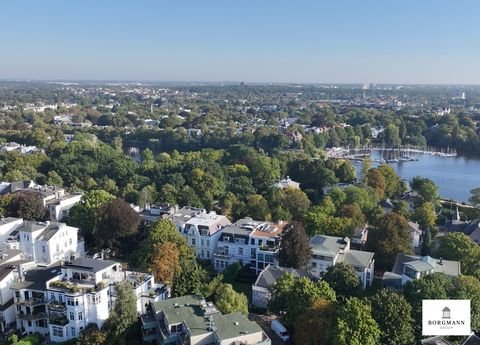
[1,0,480,84]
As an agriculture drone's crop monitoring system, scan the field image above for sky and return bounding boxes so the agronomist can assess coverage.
[0,0,479,84]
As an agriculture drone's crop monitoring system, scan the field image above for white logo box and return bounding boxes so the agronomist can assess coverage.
[422,299,471,336]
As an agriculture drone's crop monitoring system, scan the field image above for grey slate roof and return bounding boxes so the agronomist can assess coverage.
[391,254,461,276]
[11,264,62,291]
[310,235,348,256]
[62,258,117,273]
[339,250,374,268]
[17,221,47,233]
[254,265,308,289]
[422,336,451,345]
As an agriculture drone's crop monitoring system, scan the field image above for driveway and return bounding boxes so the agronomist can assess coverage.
[249,313,291,345]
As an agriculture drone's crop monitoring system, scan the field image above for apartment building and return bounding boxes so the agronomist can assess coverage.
[5,221,84,266]
[214,218,286,274]
[47,193,82,222]
[181,211,231,261]
[11,258,169,342]
[141,295,270,345]
[309,235,375,288]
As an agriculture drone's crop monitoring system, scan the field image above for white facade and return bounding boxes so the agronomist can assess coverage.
[10,221,82,266]
[47,193,82,222]
[12,258,169,342]
[0,218,23,246]
[181,211,231,261]
[309,235,375,289]
[214,218,285,275]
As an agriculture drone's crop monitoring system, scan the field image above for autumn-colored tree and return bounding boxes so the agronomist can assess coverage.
[367,169,386,199]
[294,299,336,345]
[150,242,180,285]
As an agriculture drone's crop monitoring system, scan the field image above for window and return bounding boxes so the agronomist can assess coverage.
[201,239,204,246]
[52,326,64,337]
[42,246,46,253]
[257,253,264,261]
[191,238,196,246]
[201,250,204,258]
[251,248,256,258]
[311,262,317,268]
[251,238,255,245]
[258,240,263,246]
[78,312,83,321]
[265,254,274,263]
[238,247,243,256]
[50,292,55,300]
[69,238,72,245]
[206,240,210,247]
[207,251,210,258]
[56,244,60,252]
[71,327,76,337]
[69,312,75,321]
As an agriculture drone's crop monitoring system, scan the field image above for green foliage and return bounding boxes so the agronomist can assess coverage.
[322,263,361,297]
[104,281,137,338]
[333,297,380,345]
[412,201,437,230]
[294,299,336,345]
[269,274,336,327]
[5,334,43,345]
[68,189,114,246]
[214,283,249,315]
[410,176,440,204]
[366,213,413,271]
[421,228,432,256]
[435,232,480,277]
[278,222,312,268]
[369,290,415,345]
[469,187,480,206]
[377,164,402,198]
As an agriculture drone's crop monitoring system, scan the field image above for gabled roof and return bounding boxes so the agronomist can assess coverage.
[254,265,308,289]
[421,336,451,345]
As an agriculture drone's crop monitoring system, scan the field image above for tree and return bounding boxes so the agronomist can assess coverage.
[338,204,366,229]
[366,169,386,199]
[268,187,311,221]
[410,176,440,204]
[336,160,356,183]
[403,273,454,341]
[369,290,415,345]
[435,232,480,277]
[150,242,180,285]
[360,157,372,184]
[214,283,248,315]
[323,263,361,297]
[269,274,336,326]
[412,201,437,231]
[172,258,204,297]
[76,327,108,345]
[278,222,312,268]
[452,275,480,331]
[95,198,140,254]
[8,192,46,220]
[104,281,137,338]
[377,164,401,198]
[469,187,480,206]
[333,297,380,345]
[45,170,64,187]
[392,200,410,219]
[421,228,432,256]
[366,213,413,271]
[244,194,271,220]
[294,299,336,345]
[68,190,114,246]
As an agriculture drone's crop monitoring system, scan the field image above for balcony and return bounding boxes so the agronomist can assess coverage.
[49,314,69,326]
[18,297,46,307]
[17,312,47,321]
[48,302,66,312]
[214,249,231,259]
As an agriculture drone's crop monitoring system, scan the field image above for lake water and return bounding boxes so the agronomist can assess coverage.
[352,149,480,203]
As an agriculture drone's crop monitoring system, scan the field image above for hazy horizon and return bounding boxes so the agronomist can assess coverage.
[2,0,480,84]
